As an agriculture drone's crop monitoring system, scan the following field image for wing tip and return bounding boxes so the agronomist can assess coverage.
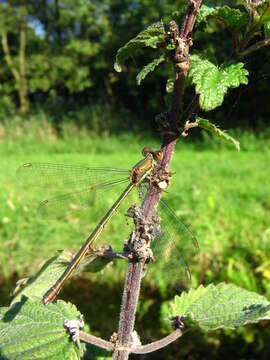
[16,163,33,181]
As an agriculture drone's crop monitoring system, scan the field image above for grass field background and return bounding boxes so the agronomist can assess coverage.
[1,120,270,358]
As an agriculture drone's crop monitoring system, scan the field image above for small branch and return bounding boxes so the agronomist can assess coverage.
[79,329,183,354]
[237,39,270,58]
[79,331,114,351]
[181,120,199,137]
[181,0,202,39]
[130,329,183,354]
[85,246,129,261]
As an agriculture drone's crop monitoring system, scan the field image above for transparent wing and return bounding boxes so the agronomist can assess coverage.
[17,163,129,190]
[38,179,129,217]
[17,163,130,217]
[146,199,199,293]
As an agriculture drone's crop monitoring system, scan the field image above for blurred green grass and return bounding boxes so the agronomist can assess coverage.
[1,121,270,302]
[1,120,270,358]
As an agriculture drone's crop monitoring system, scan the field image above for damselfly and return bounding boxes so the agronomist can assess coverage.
[17,149,198,304]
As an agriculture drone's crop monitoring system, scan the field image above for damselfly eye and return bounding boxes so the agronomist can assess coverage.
[153,150,163,161]
[141,147,150,156]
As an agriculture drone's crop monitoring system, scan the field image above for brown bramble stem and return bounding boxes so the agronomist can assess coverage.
[113,2,202,360]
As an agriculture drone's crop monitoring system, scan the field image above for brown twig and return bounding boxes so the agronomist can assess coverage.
[237,39,270,58]
[79,329,183,354]
[79,331,115,351]
[181,120,199,137]
[130,329,183,354]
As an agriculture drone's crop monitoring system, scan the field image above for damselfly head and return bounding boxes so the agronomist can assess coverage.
[141,147,150,156]
[141,147,163,161]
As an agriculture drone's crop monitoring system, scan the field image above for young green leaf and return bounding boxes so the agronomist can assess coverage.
[114,22,166,73]
[196,4,216,25]
[253,0,270,25]
[11,250,111,305]
[0,299,83,359]
[80,251,112,273]
[196,4,249,30]
[217,5,249,30]
[136,55,165,85]
[189,55,248,111]
[166,283,270,331]
[195,117,240,150]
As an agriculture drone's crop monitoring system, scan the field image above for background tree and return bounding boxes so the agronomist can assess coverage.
[0,2,30,114]
[0,0,268,130]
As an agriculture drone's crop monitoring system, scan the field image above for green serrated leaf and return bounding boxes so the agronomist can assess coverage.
[136,55,165,85]
[81,252,112,273]
[253,0,270,25]
[221,62,249,88]
[11,250,111,305]
[166,283,270,331]
[189,55,248,111]
[11,251,73,304]
[0,299,83,359]
[196,4,249,31]
[195,117,240,150]
[196,4,216,25]
[216,5,249,30]
[114,22,166,73]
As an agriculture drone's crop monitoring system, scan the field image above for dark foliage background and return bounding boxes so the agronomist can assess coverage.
[0,0,269,133]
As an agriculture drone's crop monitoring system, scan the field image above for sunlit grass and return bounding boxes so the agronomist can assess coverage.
[1,124,270,300]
